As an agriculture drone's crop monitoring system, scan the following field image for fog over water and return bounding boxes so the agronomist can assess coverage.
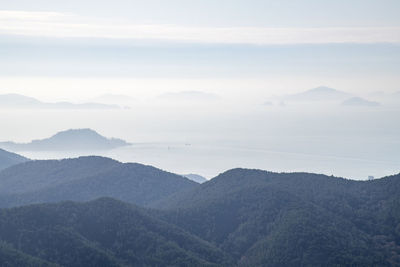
[1,1,399,180]
[1,99,398,180]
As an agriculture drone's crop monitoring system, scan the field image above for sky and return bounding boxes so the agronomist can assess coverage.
[0,0,399,100]
[0,1,399,179]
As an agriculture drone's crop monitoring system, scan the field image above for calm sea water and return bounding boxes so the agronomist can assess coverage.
[1,103,399,180]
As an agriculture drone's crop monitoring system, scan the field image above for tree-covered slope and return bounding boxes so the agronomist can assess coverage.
[0,242,58,267]
[1,162,399,266]
[0,156,120,195]
[0,156,198,208]
[0,198,231,266]
[0,148,29,171]
[156,169,400,266]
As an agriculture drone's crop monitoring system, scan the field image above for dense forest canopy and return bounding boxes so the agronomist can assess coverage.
[0,158,399,266]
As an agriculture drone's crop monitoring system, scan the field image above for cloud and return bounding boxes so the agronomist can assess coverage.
[0,10,74,21]
[0,10,400,44]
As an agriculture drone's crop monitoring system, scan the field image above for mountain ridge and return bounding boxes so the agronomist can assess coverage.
[155,168,400,266]
[0,198,232,266]
[1,158,399,265]
[0,156,198,208]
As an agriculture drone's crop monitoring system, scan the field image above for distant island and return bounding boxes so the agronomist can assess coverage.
[0,129,130,152]
[183,173,208,183]
[341,97,381,107]
[0,94,120,110]
[281,86,352,102]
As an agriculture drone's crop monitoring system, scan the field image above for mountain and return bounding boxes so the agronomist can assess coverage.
[0,156,198,208]
[1,165,400,265]
[282,86,352,102]
[0,93,120,109]
[183,173,208,183]
[341,97,380,107]
[0,242,57,267]
[0,129,130,151]
[0,198,231,266]
[0,149,29,171]
[156,169,400,266]
[157,91,220,102]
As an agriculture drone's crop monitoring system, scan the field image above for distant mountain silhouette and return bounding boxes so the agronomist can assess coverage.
[0,156,198,208]
[0,94,120,109]
[282,86,352,102]
[0,149,29,171]
[183,174,207,183]
[341,97,380,107]
[157,91,220,102]
[0,129,130,151]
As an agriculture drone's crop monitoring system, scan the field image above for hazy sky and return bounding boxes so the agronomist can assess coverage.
[0,1,399,101]
[0,1,399,179]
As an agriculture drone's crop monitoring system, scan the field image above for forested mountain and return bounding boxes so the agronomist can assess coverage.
[0,242,58,267]
[1,160,400,266]
[0,149,29,171]
[156,169,400,266]
[0,129,129,152]
[0,198,231,266]
[0,156,198,208]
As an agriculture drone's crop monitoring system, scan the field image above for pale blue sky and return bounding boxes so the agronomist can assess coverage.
[2,0,400,27]
[0,1,399,99]
[0,1,399,179]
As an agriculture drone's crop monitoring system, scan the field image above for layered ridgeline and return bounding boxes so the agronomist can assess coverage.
[0,198,231,266]
[0,159,399,266]
[0,156,198,208]
[156,169,400,266]
[0,149,29,171]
